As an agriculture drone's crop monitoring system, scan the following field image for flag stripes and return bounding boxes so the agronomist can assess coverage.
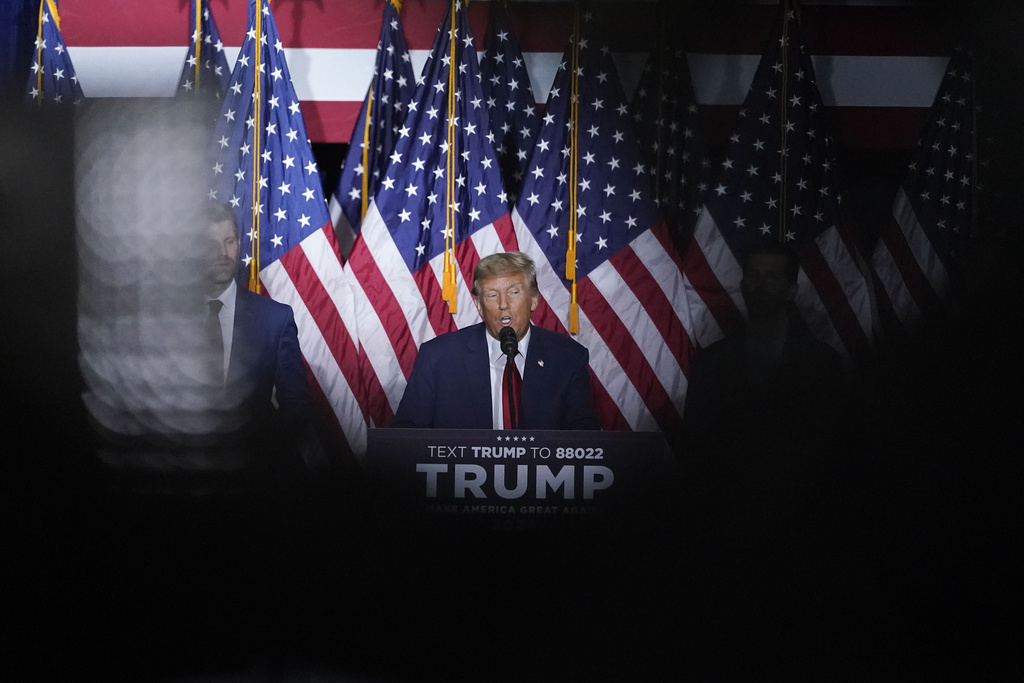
[60,0,955,148]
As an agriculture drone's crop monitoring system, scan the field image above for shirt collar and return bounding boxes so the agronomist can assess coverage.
[486,325,531,366]
[209,281,237,318]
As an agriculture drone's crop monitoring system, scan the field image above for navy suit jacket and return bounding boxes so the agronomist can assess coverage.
[226,286,311,434]
[392,322,600,430]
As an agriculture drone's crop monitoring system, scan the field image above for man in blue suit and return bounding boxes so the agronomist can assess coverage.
[393,251,600,430]
[204,204,310,449]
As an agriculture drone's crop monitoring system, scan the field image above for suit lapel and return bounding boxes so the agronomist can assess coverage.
[521,325,546,424]
[228,285,254,384]
[464,323,493,427]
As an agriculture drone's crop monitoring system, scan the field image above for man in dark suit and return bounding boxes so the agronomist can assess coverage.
[681,242,854,655]
[204,203,310,458]
[393,251,600,430]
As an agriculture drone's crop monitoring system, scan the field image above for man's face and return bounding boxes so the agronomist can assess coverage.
[741,253,797,320]
[473,272,539,341]
[206,219,240,292]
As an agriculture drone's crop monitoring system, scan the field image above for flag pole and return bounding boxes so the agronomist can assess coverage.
[249,0,265,293]
[193,0,203,90]
[442,0,460,312]
[566,1,581,333]
[777,0,792,244]
[653,0,668,211]
[34,0,45,106]
[360,85,373,221]
[969,48,978,240]
[34,1,62,106]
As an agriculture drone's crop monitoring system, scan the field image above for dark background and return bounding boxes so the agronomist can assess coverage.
[3,1,1022,679]
[2,108,1020,683]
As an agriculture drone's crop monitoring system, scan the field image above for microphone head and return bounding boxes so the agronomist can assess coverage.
[498,326,518,356]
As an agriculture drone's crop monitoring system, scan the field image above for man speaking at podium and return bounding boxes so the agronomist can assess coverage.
[393,252,600,430]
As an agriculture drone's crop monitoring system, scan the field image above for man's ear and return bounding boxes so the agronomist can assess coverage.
[473,296,484,318]
[530,293,539,313]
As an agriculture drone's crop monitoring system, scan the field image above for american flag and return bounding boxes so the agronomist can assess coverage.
[26,0,84,107]
[679,5,873,364]
[207,0,365,456]
[57,1,954,151]
[631,39,709,249]
[511,5,696,432]
[176,0,230,99]
[871,46,985,339]
[346,0,515,432]
[328,0,415,257]
[479,1,540,206]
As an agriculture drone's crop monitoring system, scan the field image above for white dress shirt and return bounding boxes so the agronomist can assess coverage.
[208,282,237,383]
[485,326,531,429]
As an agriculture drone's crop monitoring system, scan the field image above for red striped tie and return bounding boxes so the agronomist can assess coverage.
[502,355,522,429]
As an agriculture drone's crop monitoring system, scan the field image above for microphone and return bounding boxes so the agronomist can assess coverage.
[498,326,518,357]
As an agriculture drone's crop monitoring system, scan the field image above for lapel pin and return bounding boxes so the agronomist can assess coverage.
[537,360,544,367]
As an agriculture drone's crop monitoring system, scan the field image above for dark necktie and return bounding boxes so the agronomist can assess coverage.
[502,354,522,429]
[207,299,224,384]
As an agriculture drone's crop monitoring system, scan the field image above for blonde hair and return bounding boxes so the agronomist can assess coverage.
[472,251,539,298]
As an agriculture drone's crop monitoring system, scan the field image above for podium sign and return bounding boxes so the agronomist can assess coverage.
[365,429,673,518]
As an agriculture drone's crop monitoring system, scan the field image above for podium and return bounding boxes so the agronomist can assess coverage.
[364,428,677,522]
